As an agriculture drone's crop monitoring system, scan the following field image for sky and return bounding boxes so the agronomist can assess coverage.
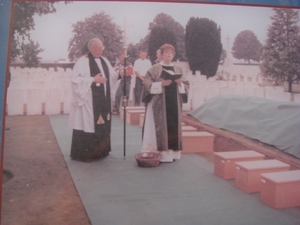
[28,1,300,62]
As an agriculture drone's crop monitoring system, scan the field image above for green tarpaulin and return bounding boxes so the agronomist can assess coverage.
[188,94,300,159]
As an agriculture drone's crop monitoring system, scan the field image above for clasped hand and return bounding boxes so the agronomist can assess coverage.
[94,73,107,84]
[161,78,182,87]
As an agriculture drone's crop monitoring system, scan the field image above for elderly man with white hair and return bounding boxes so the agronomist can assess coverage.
[68,38,118,162]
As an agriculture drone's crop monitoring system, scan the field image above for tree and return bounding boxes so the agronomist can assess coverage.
[261,8,300,92]
[68,12,123,64]
[220,49,227,64]
[127,43,140,64]
[148,13,186,61]
[21,39,44,67]
[232,30,262,64]
[11,2,57,62]
[148,27,177,63]
[133,36,149,57]
[185,17,222,77]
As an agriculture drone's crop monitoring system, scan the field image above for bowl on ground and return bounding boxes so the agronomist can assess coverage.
[135,152,162,168]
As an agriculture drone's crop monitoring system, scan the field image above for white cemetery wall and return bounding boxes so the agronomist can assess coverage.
[294,94,300,103]
[219,87,231,95]
[182,101,191,111]
[243,87,255,96]
[218,80,228,88]
[7,89,25,115]
[9,80,28,90]
[6,64,299,116]
[279,92,292,102]
[62,88,72,114]
[44,88,63,115]
[227,81,236,87]
[31,81,45,89]
[264,86,275,101]
[254,86,265,98]
[274,86,284,92]
[207,80,219,87]
[190,87,206,110]
[230,86,244,95]
[26,88,43,115]
[206,86,219,101]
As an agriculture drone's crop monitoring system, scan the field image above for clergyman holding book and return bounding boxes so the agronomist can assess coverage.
[141,43,189,163]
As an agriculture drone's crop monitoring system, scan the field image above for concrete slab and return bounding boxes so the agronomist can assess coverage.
[49,115,300,225]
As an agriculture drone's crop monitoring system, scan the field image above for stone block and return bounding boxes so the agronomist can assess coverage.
[260,170,300,209]
[126,110,145,125]
[120,106,145,120]
[214,150,265,180]
[235,159,291,193]
[182,131,214,153]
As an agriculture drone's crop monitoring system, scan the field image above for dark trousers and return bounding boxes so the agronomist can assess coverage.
[114,77,131,112]
[134,77,143,106]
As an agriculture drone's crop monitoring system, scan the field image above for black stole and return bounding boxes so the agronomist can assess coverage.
[162,65,179,150]
[88,53,111,135]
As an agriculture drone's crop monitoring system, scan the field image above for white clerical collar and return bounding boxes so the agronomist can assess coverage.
[160,61,174,66]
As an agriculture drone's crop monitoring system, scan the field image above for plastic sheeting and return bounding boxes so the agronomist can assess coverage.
[188,94,300,159]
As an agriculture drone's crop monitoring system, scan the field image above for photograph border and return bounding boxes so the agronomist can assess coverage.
[1,0,300,221]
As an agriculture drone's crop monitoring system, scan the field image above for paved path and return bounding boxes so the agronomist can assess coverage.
[49,114,300,225]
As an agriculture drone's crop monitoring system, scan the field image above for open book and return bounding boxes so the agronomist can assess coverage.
[160,69,182,82]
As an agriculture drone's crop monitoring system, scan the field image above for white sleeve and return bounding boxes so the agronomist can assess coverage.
[178,83,185,94]
[70,57,94,106]
[150,82,162,94]
[102,57,118,86]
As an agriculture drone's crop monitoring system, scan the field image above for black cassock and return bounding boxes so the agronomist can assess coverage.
[70,53,112,162]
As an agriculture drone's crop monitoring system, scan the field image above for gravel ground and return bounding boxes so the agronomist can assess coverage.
[2,115,90,225]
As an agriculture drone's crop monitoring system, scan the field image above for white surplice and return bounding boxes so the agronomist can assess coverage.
[68,55,117,133]
[141,64,186,155]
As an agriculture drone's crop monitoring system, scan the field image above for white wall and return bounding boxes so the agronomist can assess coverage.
[7,64,300,115]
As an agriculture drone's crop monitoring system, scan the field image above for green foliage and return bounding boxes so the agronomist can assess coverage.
[11,2,57,62]
[261,8,300,92]
[232,30,262,63]
[68,12,123,64]
[185,17,222,77]
[21,39,44,67]
[127,43,140,64]
[220,49,227,64]
[136,36,150,56]
[148,27,177,63]
[148,13,186,61]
